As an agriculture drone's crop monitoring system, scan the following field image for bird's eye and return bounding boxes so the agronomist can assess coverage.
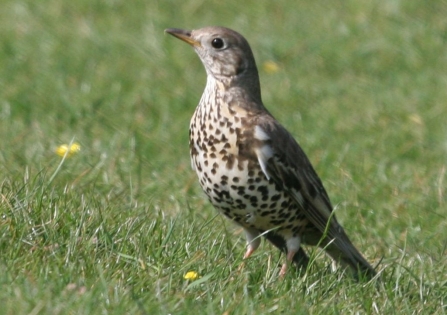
[211,38,225,49]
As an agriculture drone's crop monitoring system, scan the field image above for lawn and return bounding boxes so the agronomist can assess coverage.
[1,0,446,314]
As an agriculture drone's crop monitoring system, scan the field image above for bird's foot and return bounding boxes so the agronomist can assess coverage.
[279,250,297,277]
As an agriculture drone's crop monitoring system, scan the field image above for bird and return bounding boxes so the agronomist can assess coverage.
[165,26,376,279]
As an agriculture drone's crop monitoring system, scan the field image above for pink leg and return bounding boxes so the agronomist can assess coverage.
[243,246,257,259]
[237,234,260,272]
[243,228,261,259]
[238,244,259,273]
[279,250,297,277]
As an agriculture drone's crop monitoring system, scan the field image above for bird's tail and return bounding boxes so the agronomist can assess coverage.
[322,232,377,280]
[263,230,377,279]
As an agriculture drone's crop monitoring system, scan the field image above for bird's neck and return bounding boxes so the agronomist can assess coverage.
[202,73,264,112]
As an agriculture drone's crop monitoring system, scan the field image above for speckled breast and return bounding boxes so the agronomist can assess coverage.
[188,99,304,234]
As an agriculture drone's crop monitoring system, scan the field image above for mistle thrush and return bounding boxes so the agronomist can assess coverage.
[165,26,376,279]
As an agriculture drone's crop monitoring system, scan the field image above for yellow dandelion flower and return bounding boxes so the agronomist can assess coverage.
[183,271,199,280]
[262,60,280,74]
[55,142,81,157]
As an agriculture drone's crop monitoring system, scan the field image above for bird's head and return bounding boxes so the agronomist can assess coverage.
[165,26,259,82]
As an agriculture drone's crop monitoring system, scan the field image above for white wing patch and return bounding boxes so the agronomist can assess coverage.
[254,125,270,141]
[254,125,273,179]
[256,144,274,180]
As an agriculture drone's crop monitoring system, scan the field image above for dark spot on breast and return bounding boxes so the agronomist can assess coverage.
[213,189,224,198]
[226,155,235,169]
[278,211,290,219]
[237,203,247,209]
[257,186,269,196]
[222,191,231,199]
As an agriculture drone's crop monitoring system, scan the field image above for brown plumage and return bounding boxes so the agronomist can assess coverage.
[165,26,376,279]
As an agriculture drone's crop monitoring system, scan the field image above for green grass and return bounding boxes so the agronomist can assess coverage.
[1,0,447,313]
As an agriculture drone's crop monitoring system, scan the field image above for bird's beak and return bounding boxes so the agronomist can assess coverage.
[165,28,201,47]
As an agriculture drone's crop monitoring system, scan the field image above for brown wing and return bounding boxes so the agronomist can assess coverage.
[254,118,361,255]
[252,113,377,278]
